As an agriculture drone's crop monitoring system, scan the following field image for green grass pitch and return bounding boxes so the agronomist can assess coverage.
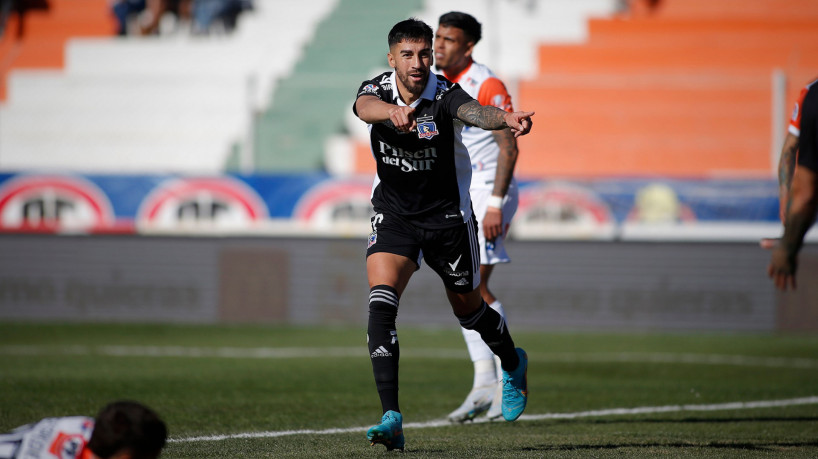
[1,322,817,458]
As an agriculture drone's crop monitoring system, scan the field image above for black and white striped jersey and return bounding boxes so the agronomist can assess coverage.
[354,71,475,229]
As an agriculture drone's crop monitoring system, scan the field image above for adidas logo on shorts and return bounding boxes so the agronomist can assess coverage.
[454,278,468,286]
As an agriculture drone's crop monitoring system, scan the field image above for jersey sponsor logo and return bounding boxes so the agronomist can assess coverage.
[361,84,378,94]
[137,177,267,231]
[377,141,438,172]
[378,75,393,92]
[791,102,800,122]
[416,116,439,140]
[0,175,115,233]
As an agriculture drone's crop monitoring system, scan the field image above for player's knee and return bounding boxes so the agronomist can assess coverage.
[369,284,398,324]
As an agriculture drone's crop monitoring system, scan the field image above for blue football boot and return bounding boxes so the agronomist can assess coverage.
[366,410,404,451]
[501,348,528,421]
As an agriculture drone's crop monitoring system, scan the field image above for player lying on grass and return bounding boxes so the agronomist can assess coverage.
[0,400,167,459]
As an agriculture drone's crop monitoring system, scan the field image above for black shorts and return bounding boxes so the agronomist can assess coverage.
[366,211,481,293]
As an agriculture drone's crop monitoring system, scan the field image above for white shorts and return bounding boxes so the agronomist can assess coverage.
[471,178,518,265]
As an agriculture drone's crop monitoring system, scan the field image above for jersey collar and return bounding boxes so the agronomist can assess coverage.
[389,71,439,108]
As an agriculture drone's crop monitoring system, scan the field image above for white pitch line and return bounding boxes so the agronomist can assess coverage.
[169,396,818,443]
[2,345,818,369]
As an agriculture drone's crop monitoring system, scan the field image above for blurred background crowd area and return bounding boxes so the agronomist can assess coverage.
[0,0,816,237]
[1,0,817,324]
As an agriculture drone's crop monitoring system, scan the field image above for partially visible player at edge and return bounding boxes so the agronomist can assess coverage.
[433,11,520,423]
[761,77,818,250]
[0,400,167,459]
[777,77,818,223]
[768,79,818,290]
[353,18,532,451]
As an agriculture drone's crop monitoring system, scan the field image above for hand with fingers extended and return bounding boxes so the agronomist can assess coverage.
[503,111,534,138]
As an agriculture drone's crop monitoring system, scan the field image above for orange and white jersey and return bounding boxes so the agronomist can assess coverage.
[789,78,818,137]
[441,61,514,188]
[0,417,94,459]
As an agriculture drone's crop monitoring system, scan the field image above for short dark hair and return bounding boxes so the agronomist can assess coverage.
[388,18,433,48]
[438,11,482,44]
[87,401,167,459]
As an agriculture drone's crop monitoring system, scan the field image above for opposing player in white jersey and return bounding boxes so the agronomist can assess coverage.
[434,11,521,422]
[0,401,166,459]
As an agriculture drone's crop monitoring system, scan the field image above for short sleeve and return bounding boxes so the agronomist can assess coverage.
[476,77,514,113]
[353,78,385,116]
[797,86,818,172]
[788,86,809,137]
[441,84,476,119]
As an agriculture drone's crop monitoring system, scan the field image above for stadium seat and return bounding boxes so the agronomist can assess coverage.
[516,0,818,178]
[0,0,337,173]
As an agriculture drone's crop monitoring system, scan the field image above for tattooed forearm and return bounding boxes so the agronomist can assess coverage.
[778,134,799,190]
[490,129,518,197]
[782,168,818,257]
[782,205,815,257]
[457,100,507,130]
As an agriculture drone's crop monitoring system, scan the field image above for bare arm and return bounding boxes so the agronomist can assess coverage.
[483,128,519,242]
[777,132,800,221]
[490,129,519,199]
[355,95,416,132]
[456,100,534,137]
[768,165,818,290]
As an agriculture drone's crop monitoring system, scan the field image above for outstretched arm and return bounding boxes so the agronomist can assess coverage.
[355,95,417,132]
[456,100,534,137]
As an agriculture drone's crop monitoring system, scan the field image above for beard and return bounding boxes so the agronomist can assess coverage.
[396,68,428,97]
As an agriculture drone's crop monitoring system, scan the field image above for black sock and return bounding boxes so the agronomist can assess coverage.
[457,300,519,371]
[368,285,400,413]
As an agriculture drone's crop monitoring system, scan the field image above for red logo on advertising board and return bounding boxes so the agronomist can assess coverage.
[511,183,615,240]
[0,175,115,233]
[293,178,373,232]
[136,177,268,231]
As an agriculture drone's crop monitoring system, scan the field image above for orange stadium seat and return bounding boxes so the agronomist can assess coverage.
[517,0,818,178]
[0,0,115,99]
[652,0,818,21]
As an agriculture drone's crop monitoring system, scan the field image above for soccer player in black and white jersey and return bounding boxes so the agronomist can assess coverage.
[353,18,534,450]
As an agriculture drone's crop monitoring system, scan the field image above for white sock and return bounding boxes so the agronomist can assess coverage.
[462,301,507,388]
[473,358,496,388]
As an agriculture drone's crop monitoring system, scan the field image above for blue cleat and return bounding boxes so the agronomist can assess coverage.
[366,410,404,451]
[501,348,528,421]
